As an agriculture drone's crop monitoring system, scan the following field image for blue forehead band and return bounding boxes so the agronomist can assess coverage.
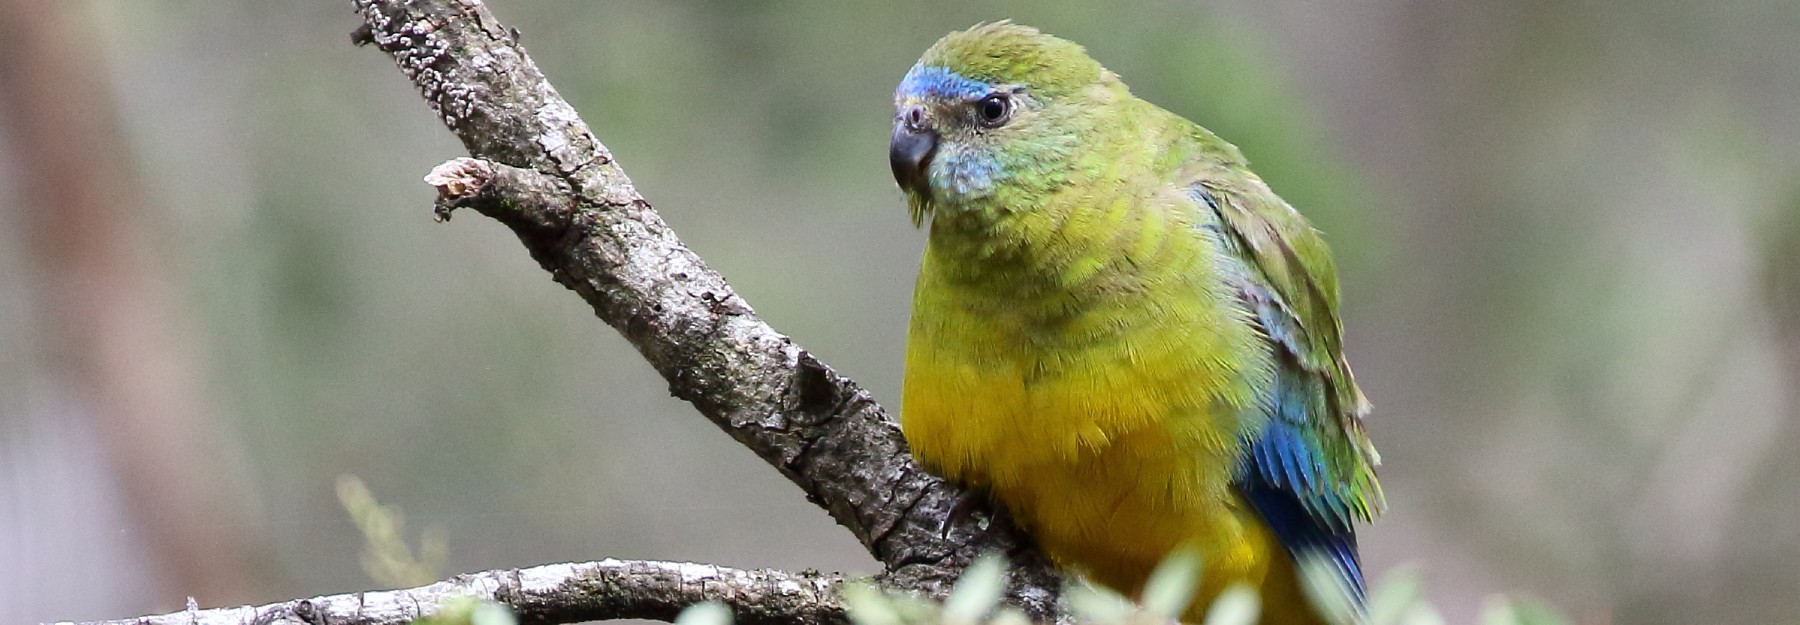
[897,65,993,100]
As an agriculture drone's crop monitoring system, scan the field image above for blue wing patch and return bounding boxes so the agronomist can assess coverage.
[1194,185,1367,607]
[1240,315,1365,607]
[1240,370,1367,607]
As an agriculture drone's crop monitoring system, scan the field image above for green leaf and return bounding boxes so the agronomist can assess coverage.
[675,602,733,625]
[1202,584,1261,625]
[468,601,519,625]
[409,597,514,625]
[989,607,1033,625]
[1368,565,1423,625]
[337,474,446,588]
[1398,603,1445,625]
[1481,595,1571,625]
[943,555,1008,625]
[1140,548,1203,619]
[842,582,905,625]
[1063,581,1134,625]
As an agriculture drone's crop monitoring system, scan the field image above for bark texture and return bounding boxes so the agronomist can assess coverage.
[63,2,1067,622]
[353,0,1062,622]
[55,560,844,625]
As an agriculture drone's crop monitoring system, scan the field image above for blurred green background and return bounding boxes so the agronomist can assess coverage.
[2,1,1797,624]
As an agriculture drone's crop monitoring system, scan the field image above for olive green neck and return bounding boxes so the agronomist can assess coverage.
[920,186,1205,324]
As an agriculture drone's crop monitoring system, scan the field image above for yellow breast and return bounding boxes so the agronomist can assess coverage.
[903,309,1317,618]
[899,192,1319,621]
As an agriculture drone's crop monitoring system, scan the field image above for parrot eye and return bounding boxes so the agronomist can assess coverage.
[976,93,1012,127]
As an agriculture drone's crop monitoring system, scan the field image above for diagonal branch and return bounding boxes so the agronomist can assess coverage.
[58,559,843,625]
[351,0,1061,620]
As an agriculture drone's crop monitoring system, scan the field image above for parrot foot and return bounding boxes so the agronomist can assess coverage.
[939,489,1010,541]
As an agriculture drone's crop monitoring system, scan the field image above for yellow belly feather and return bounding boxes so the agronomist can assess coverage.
[902,332,1279,600]
[901,246,1319,623]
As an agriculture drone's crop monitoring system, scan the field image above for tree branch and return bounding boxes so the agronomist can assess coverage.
[57,559,843,625]
[350,0,1060,621]
[54,2,1064,623]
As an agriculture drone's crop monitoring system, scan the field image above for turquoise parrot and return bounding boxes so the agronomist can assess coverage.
[891,22,1384,624]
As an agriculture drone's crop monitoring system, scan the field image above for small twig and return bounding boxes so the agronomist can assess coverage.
[56,559,845,625]
[425,157,572,233]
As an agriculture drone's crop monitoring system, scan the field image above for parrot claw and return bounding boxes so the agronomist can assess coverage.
[939,491,973,540]
[939,490,1009,541]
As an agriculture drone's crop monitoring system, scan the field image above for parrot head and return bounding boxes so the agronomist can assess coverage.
[890,22,1114,226]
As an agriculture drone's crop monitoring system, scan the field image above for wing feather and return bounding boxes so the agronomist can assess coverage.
[1186,168,1383,613]
[1191,178,1384,524]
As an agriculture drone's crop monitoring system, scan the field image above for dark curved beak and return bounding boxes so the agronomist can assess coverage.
[890,121,937,197]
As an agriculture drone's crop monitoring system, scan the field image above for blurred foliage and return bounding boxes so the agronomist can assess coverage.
[677,601,737,625]
[338,474,448,588]
[844,554,1573,625]
[383,550,1577,625]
